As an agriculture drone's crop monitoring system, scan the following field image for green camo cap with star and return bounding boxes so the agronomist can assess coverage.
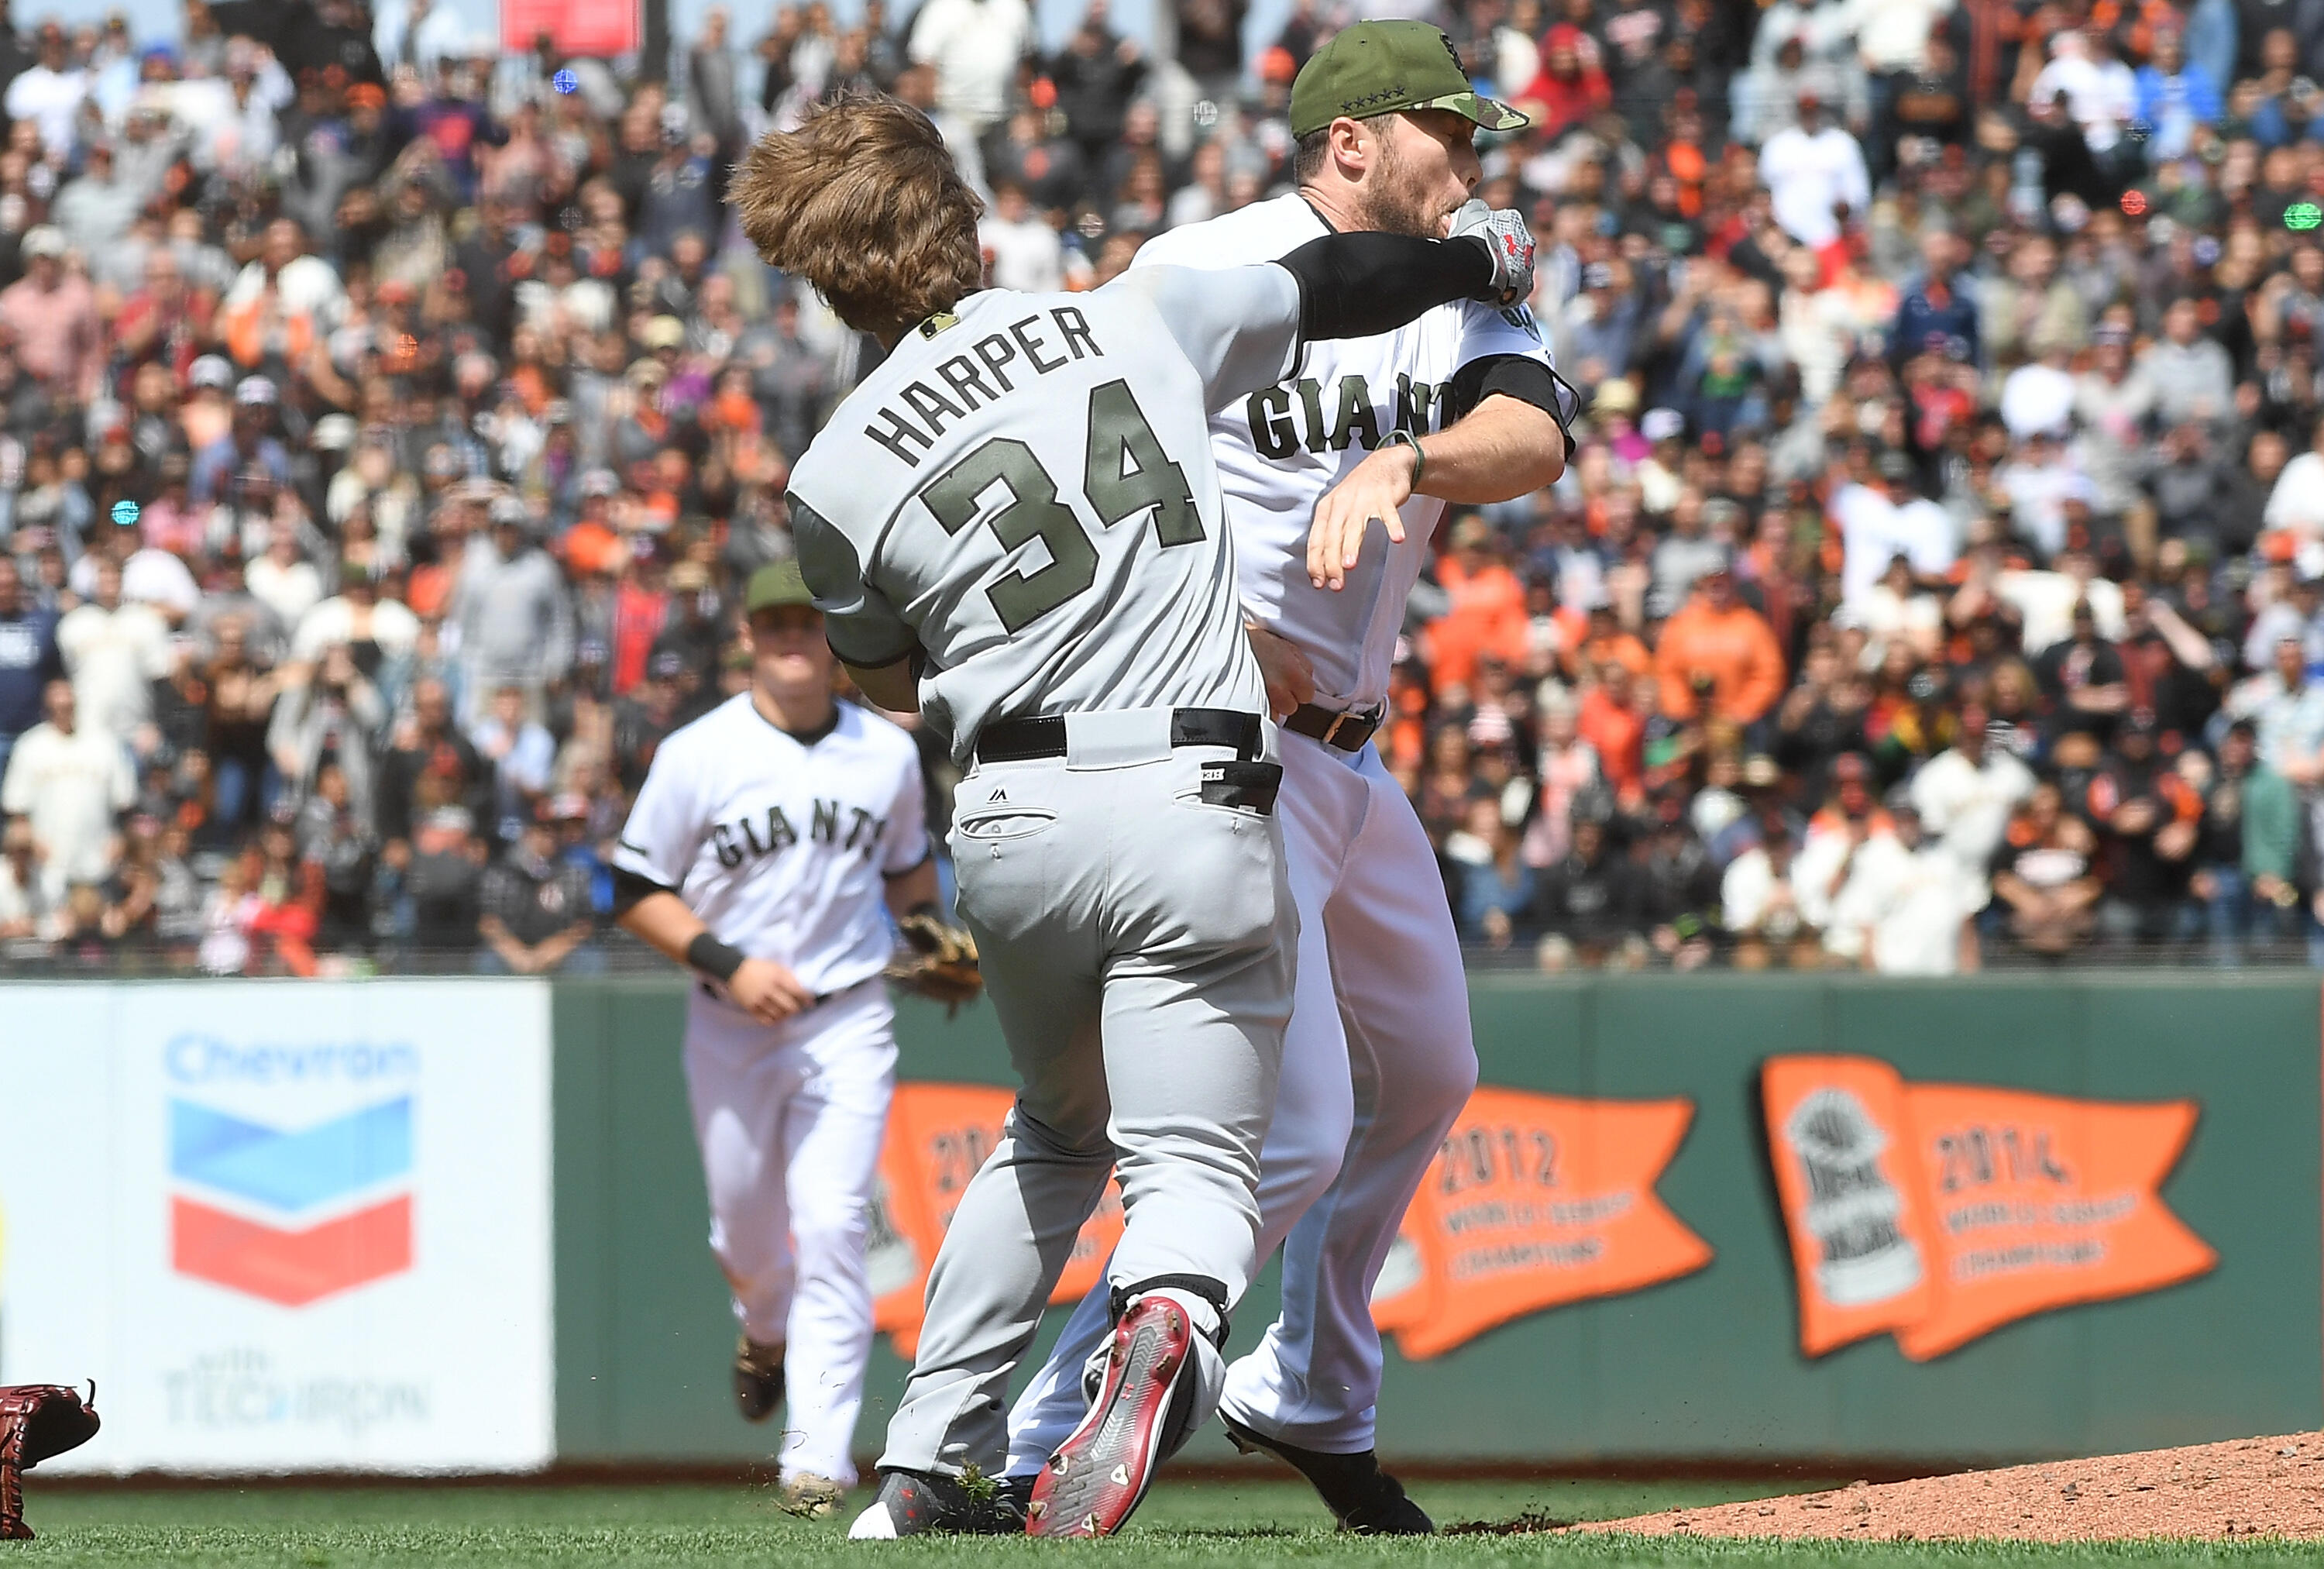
[1289,19,1529,139]
[745,560,817,614]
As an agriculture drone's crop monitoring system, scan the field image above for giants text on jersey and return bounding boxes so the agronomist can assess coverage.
[614,694,929,998]
[1133,194,1555,714]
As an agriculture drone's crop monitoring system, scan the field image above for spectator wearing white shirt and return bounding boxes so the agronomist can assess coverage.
[294,568,422,666]
[1792,752,1890,933]
[218,216,345,325]
[1995,428,2092,559]
[122,543,201,625]
[67,511,201,625]
[246,523,327,631]
[0,680,133,903]
[976,182,1064,294]
[1825,796,1983,972]
[1810,0,1951,184]
[1996,545,2126,655]
[2264,414,2324,539]
[172,40,292,182]
[375,0,469,74]
[1831,451,1957,607]
[1999,329,2078,441]
[56,560,172,748]
[2030,27,2136,158]
[1814,0,1954,78]
[1721,815,1817,968]
[0,817,60,944]
[1844,552,1944,665]
[907,0,1034,132]
[1910,701,2037,887]
[1756,91,1870,249]
[3,22,88,160]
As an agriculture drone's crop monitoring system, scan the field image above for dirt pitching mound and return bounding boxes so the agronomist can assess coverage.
[1570,1433,2324,1542]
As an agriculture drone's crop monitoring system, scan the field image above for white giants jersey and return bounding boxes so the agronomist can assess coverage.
[614,695,929,997]
[1133,194,1555,713]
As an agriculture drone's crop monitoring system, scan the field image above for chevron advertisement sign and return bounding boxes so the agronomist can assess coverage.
[0,981,555,1472]
[169,1096,416,1306]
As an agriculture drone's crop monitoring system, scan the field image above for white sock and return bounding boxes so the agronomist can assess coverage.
[1127,1286,1221,1341]
[847,1502,897,1540]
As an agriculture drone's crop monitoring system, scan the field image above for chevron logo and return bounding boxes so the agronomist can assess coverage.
[168,1097,414,1306]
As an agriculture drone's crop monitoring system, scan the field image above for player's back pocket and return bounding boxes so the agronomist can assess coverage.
[955,806,1060,841]
[1191,760,1282,816]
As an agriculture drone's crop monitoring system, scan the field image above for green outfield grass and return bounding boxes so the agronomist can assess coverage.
[9,1477,2318,1566]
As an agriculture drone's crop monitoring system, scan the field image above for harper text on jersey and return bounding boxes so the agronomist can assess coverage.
[865,308,1105,468]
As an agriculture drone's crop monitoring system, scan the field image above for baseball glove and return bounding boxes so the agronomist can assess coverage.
[886,912,984,1013]
[1,1382,100,1540]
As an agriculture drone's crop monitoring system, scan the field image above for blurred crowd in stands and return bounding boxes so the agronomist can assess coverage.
[0,0,2321,974]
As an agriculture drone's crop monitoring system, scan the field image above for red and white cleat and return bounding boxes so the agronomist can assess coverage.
[1024,1295,1193,1539]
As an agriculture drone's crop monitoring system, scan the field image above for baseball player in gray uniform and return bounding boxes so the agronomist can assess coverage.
[724,95,1533,1538]
[1006,22,1576,1534]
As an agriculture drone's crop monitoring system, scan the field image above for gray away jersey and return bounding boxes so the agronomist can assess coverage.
[789,267,1303,763]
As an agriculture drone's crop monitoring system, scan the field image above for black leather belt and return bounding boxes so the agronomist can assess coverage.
[975,707,1262,765]
[1283,702,1383,752]
[698,974,868,1010]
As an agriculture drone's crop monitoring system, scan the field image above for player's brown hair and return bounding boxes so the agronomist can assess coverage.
[732,95,985,341]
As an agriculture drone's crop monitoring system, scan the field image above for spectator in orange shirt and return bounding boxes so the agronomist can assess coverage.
[1655,557,1788,727]
[1431,514,1530,700]
[1575,595,1653,682]
[1579,659,1648,801]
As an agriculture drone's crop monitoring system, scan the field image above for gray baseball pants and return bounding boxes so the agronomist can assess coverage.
[876,707,1295,1478]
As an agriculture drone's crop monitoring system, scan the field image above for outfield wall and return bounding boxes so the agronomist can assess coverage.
[553,973,2324,1471]
[3,975,2316,1471]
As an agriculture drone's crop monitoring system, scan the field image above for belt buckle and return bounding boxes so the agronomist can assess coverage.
[1321,711,1352,748]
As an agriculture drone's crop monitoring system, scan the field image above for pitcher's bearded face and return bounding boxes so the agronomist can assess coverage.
[1357,110,1482,239]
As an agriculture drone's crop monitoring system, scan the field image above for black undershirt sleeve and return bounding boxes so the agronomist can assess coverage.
[610,864,678,919]
[1443,353,1583,446]
[1276,232,1493,343]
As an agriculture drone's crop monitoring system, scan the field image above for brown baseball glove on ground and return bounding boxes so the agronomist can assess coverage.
[885,911,983,1013]
[2,1382,100,1540]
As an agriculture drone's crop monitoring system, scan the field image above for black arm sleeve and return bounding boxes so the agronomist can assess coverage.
[1443,354,1583,445]
[1277,232,1493,343]
[610,864,679,919]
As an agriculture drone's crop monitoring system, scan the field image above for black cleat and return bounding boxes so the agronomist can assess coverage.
[732,1337,785,1423]
[999,1472,1037,1519]
[847,1468,1028,1537]
[1222,1414,1435,1535]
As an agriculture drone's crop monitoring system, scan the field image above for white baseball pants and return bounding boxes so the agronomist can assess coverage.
[1008,733,1476,1464]
[682,981,896,1488]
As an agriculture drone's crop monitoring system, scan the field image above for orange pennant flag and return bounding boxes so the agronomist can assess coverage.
[869,1083,1126,1357]
[1893,1085,2212,1361]
[1762,1056,2215,1361]
[1762,1055,1934,1357]
[1375,1088,1712,1360]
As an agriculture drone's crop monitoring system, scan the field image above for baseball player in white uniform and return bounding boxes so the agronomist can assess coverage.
[1006,22,1575,1534]
[723,95,1534,1538]
[611,559,935,1518]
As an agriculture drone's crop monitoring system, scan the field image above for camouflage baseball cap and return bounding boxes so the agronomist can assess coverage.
[745,560,816,614]
[1289,19,1528,139]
